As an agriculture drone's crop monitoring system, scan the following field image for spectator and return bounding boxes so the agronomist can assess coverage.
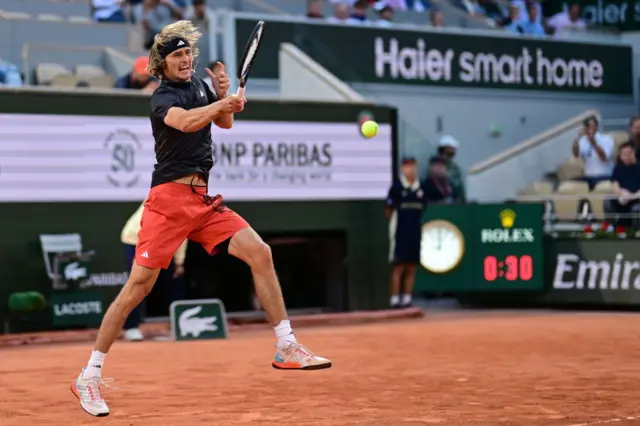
[502,5,524,33]
[385,156,426,309]
[512,0,541,24]
[612,142,640,226]
[572,116,614,190]
[348,0,369,24]
[142,0,184,50]
[0,58,22,87]
[306,0,324,19]
[430,7,445,27]
[92,0,127,22]
[423,156,456,204]
[328,3,350,23]
[547,2,586,36]
[115,56,159,93]
[629,116,640,160]
[129,0,143,23]
[375,2,395,26]
[185,0,213,31]
[432,135,465,202]
[406,0,429,12]
[521,2,545,36]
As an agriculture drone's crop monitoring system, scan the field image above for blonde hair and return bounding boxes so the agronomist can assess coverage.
[148,20,202,78]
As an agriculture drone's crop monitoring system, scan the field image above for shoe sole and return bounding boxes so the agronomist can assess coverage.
[70,383,110,417]
[272,362,332,370]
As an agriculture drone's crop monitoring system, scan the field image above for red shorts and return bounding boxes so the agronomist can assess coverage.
[136,182,250,269]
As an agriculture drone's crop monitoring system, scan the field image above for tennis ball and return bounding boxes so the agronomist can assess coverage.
[361,120,378,138]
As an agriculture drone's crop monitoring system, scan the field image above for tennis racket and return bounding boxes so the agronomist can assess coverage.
[236,20,265,98]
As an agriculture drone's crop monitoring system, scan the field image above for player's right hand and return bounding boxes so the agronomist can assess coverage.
[223,95,246,113]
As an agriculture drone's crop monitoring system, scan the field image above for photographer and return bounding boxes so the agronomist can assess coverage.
[572,116,614,189]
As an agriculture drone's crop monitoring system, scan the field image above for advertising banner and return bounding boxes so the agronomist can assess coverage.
[235,17,633,95]
[415,203,544,292]
[50,290,104,327]
[543,239,640,305]
[0,114,392,202]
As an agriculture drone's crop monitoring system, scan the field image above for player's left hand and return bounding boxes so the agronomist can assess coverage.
[207,62,229,99]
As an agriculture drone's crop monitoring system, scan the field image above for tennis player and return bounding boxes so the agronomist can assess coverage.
[72,20,331,417]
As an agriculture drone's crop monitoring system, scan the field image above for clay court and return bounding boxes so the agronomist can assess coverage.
[1,311,639,426]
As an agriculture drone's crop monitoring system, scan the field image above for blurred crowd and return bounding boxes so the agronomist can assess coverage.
[90,0,212,48]
[307,0,585,38]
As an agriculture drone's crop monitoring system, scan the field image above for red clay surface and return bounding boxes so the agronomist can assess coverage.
[1,312,639,425]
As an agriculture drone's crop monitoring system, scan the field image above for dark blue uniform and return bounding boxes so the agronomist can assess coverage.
[386,177,426,263]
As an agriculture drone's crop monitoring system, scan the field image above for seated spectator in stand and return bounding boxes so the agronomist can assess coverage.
[348,0,369,24]
[185,0,213,31]
[612,142,640,226]
[430,135,465,201]
[423,156,456,204]
[375,2,395,26]
[547,2,585,36]
[328,3,350,23]
[92,0,127,22]
[406,0,430,12]
[306,0,325,19]
[142,0,184,49]
[115,56,159,93]
[521,2,545,36]
[502,5,524,33]
[512,0,541,24]
[129,0,143,23]
[572,116,614,190]
[629,116,640,160]
[0,58,22,87]
[430,7,445,27]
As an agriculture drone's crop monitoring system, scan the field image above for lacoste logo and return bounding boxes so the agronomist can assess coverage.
[64,262,87,281]
[178,305,218,338]
[177,40,185,47]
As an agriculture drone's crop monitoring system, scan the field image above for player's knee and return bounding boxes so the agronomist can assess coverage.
[249,241,272,271]
[122,275,154,306]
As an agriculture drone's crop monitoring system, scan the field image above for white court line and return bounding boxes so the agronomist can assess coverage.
[567,416,639,426]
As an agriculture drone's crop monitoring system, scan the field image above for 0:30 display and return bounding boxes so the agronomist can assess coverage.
[483,255,533,281]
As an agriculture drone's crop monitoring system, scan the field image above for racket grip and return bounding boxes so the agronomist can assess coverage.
[236,86,245,98]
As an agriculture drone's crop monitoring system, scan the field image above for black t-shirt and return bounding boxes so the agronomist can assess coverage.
[149,75,217,187]
[612,162,640,193]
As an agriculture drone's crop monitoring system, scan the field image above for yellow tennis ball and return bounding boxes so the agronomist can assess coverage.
[361,120,378,138]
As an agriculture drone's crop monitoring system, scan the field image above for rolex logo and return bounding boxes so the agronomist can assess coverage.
[499,209,516,228]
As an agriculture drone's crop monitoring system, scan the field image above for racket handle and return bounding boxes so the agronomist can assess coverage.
[236,86,245,98]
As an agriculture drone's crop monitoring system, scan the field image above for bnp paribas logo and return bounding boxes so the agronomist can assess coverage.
[481,209,534,243]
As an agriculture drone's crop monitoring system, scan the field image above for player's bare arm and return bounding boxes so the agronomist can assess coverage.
[206,63,241,130]
[164,96,243,133]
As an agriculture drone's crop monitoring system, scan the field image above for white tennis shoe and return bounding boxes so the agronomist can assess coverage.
[71,370,112,417]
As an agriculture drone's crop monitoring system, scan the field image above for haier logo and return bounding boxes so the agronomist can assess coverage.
[480,209,535,243]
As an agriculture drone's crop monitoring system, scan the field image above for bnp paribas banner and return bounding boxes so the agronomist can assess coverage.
[236,18,633,95]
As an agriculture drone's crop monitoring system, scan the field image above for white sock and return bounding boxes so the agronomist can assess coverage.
[390,295,400,306]
[83,350,106,378]
[274,320,297,348]
[401,294,412,305]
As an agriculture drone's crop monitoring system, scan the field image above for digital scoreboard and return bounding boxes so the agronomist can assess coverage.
[415,203,544,292]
